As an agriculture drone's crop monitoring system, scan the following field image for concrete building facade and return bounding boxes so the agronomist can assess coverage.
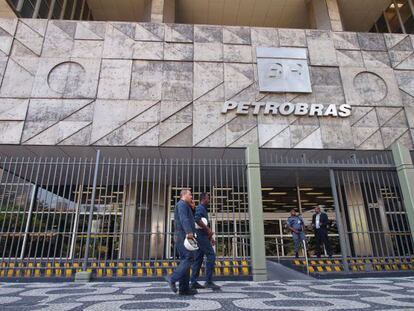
[0,0,414,280]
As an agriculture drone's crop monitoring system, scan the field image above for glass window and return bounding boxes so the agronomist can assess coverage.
[64,0,74,19]
[74,0,82,20]
[20,0,36,18]
[52,0,63,19]
[376,15,389,33]
[38,0,51,18]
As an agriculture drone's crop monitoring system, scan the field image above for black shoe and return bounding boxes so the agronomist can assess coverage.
[204,282,220,290]
[179,288,198,295]
[190,282,205,289]
[166,276,177,293]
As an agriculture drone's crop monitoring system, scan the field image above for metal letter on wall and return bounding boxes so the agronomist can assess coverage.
[256,47,312,93]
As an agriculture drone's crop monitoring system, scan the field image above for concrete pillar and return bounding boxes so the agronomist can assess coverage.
[150,0,175,23]
[0,0,16,18]
[392,143,414,243]
[307,0,343,31]
[246,144,267,281]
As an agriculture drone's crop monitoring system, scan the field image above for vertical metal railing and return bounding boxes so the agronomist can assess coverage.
[0,154,249,277]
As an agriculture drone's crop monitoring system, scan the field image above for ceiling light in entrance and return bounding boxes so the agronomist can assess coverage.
[269,192,288,195]
[306,192,324,195]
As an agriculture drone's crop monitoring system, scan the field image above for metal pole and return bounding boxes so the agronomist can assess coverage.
[20,184,37,259]
[329,169,349,272]
[16,0,25,11]
[82,149,101,272]
[32,0,42,18]
[393,0,407,34]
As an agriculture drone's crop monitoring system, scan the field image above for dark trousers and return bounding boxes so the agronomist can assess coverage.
[315,228,332,256]
[190,234,216,284]
[170,234,195,292]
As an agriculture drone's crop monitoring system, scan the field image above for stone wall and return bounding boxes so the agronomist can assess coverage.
[0,18,413,150]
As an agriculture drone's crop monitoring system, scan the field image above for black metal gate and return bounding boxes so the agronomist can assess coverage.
[0,152,250,278]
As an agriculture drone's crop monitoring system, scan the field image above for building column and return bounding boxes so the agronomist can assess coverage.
[246,144,267,281]
[392,143,414,243]
[149,0,175,23]
[0,0,17,18]
[307,0,343,31]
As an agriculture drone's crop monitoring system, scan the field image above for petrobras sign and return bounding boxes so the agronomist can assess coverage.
[256,47,312,93]
[222,47,352,118]
[221,102,352,118]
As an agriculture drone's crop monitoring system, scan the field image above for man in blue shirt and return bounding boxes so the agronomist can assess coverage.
[287,208,306,258]
[167,189,198,295]
[190,193,220,290]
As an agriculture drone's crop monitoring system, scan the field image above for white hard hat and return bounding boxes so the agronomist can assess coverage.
[184,237,199,251]
[195,217,208,229]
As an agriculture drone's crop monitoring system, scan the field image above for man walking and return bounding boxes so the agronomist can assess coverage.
[167,189,198,295]
[190,193,220,290]
[312,206,332,258]
[287,208,306,258]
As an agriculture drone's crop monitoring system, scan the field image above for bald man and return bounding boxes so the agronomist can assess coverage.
[167,189,198,295]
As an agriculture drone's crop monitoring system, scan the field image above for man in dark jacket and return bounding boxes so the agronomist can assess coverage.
[190,192,220,290]
[312,206,332,258]
[167,189,198,295]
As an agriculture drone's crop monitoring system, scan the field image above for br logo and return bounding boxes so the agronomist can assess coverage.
[257,47,312,93]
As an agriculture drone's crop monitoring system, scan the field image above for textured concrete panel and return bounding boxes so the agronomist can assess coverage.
[135,23,164,41]
[279,29,306,47]
[223,27,251,45]
[194,25,222,43]
[98,59,132,99]
[162,62,193,101]
[224,63,254,100]
[223,44,252,63]
[75,21,106,40]
[164,43,193,61]
[193,62,224,101]
[320,118,353,149]
[357,33,387,51]
[32,58,100,98]
[307,30,337,66]
[0,98,28,120]
[165,24,193,43]
[194,42,223,62]
[133,41,164,60]
[0,121,24,144]
[340,67,402,107]
[90,100,159,144]
[42,20,76,57]
[332,32,360,50]
[102,23,135,59]
[130,61,163,101]
[72,40,103,58]
[0,58,36,97]
[336,50,364,67]
[251,28,279,47]
[193,101,226,146]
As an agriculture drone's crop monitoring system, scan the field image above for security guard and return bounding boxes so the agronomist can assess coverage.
[167,189,198,295]
[190,193,220,290]
[287,208,306,258]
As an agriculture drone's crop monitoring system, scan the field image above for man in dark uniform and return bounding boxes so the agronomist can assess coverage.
[287,208,306,258]
[312,206,332,258]
[190,193,220,290]
[167,189,198,295]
